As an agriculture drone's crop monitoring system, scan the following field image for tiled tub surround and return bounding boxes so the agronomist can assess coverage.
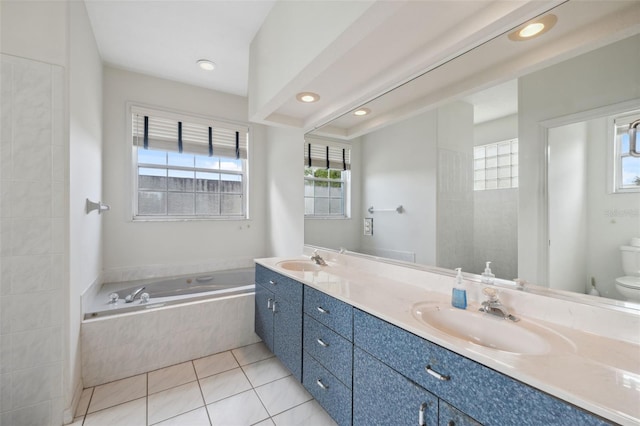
[84,267,255,318]
[1,54,67,425]
[82,292,260,387]
[256,251,640,425]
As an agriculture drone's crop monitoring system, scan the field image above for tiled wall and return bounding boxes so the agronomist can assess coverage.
[0,54,67,425]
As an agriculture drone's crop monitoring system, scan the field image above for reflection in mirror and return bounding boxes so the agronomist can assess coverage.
[304,0,640,308]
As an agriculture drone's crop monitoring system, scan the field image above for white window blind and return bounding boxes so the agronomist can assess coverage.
[132,106,248,159]
[304,137,351,170]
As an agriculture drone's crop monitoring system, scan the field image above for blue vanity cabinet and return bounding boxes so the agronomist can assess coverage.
[254,264,303,380]
[302,286,354,425]
[354,347,439,426]
[353,309,612,426]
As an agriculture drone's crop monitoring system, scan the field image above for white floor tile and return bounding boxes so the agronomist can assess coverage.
[253,419,275,426]
[199,367,252,404]
[206,389,269,426]
[241,357,291,387]
[151,406,211,426]
[88,374,146,413]
[84,397,147,426]
[149,361,197,395]
[255,376,312,416]
[272,400,337,426]
[75,387,93,417]
[193,351,239,379]
[231,342,274,366]
[148,381,205,425]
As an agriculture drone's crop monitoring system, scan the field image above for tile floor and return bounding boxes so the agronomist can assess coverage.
[70,342,337,426]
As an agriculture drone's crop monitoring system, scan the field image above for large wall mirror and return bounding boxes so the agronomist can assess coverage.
[304,1,640,309]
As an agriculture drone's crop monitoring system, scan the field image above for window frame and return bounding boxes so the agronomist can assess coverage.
[612,111,640,194]
[127,103,250,222]
[304,166,351,219]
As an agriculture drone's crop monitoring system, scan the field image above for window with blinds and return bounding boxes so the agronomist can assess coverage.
[130,106,249,219]
[304,138,351,218]
[613,111,640,193]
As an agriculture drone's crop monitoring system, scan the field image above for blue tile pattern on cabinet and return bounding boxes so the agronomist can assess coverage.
[440,399,482,426]
[353,309,612,426]
[254,282,274,352]
[353,348,438,426]
[303,314,353,387]
[273,285,303,381]
[304,285,353,340]
[256,264,303,303]
[303,351,352,426]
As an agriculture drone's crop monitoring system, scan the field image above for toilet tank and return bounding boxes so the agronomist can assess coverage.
[620,245,640,276]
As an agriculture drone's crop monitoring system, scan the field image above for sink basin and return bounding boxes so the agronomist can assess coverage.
[412,303,560,355]
[277,260,326,272]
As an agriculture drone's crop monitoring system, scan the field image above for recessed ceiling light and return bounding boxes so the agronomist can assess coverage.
[508,14,557,41]
[197,59,216,71]
[296,92,320,103]
[353,108,371,116]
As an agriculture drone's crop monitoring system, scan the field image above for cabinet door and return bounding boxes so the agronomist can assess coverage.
[439,401,482,426]
[254,283,274,352]
[273,297,303,381]
[353,348,438,426]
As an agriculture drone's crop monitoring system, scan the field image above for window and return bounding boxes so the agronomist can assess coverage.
[613,112,640,193]
[304,139,351,218]
[473,139,518,190]
[131,106,249,219]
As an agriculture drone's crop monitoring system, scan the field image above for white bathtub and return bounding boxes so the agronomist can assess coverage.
[81,267,260,387]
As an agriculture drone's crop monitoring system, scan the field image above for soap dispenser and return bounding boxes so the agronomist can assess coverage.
[481,261,495,284]
[451,268,467,309]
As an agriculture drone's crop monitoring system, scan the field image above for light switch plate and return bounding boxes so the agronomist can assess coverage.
[364,218,373,236]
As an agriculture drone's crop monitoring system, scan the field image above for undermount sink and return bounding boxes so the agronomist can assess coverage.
[277,260,327,272]
[412,303,567,355]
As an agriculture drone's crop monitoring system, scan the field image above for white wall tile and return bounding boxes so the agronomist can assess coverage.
[11,363,62,409]
[10,180,52,218]
[0,372,12,412]
[11,327,62,370]
[5,255,53,294]
[10,218,52,256]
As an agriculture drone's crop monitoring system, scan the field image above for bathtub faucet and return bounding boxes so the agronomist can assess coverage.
[125,287,146,303]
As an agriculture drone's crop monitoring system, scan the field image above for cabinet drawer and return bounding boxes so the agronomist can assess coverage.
[303,315,352,387]
[353,348,438,426]
[304,285,353,340]
[303,351,352,426]
[255,264,303,304]
[354,309,612,426]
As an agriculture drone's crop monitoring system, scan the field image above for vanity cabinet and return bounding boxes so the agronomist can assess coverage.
[302,286,354,426]
[254,264,303,380]
[353,309,612,426]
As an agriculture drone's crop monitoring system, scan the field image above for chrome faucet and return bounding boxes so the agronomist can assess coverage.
[479,288,519,322]
[125,286,146,303]
[310,250,327,266]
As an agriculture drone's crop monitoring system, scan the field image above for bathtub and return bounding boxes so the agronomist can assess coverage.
[81,267,260,387]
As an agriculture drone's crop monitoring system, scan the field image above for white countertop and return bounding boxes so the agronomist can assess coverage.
[256,253,640,426]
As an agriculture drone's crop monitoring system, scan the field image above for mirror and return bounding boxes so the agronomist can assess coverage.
[305,0,640,308]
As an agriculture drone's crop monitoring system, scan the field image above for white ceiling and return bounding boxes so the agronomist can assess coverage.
[84,0,275,97]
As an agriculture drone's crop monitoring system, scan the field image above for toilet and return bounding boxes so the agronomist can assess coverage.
[615,237,640,302]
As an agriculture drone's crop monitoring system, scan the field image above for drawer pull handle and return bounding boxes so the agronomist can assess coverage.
[316,306,329,314]
[425,365,450,381]
[419,402,428,426]
[269,280,276,285]
[316,379,329,390]
[271,301,277,313]
[316,338,329,347]
[267,298,272,309]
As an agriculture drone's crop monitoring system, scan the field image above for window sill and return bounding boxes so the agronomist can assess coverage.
[132,215,249,222]
[304,216,350,220]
